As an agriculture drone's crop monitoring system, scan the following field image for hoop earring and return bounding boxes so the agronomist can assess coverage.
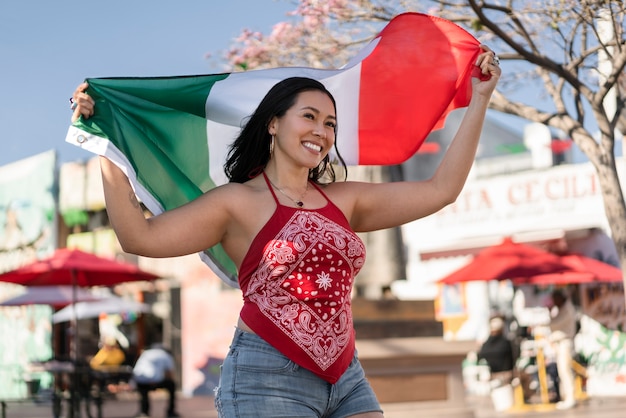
[269,134,275,155]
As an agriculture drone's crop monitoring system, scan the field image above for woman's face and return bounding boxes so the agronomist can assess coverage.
[270,90,336,169]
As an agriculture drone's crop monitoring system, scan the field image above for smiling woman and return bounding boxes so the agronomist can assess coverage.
[68,13,500,412]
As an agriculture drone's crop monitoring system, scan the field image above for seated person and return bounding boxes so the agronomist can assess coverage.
[90,336,126,370]
[89,336,129,394]
[478,317,515,383]
[132,343,180,418]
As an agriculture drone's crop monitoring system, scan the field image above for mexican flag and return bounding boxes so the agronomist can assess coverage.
[65,12,484,287]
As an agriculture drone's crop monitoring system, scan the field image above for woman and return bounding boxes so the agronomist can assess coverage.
[71,45,500,417]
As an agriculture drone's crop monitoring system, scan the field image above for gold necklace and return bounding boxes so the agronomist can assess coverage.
[267,176,309,207]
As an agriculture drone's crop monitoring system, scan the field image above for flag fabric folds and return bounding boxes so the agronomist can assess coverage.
[65,12,483,287]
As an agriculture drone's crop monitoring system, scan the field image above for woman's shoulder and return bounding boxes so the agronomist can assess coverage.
[314,180,369,212]
[205,180,261,196]
[319,179,371,194]
[200,178,271,209]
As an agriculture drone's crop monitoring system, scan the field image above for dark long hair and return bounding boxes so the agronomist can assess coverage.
[224,77,347,184]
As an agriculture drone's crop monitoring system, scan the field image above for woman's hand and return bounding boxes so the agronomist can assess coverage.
[70,82,95,123]
[472,44,501,97]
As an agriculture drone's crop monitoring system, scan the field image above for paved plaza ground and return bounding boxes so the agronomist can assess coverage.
[2,391,626,418]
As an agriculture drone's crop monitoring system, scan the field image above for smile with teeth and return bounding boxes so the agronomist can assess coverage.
[303,142,322,152]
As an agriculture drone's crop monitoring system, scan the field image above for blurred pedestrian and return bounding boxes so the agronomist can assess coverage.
[477,317,515,384]
[549,289,577,409]
[132,344,180,418]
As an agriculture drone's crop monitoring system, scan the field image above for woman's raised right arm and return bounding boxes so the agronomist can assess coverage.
[99,157,155,254]
[70,83,230,258]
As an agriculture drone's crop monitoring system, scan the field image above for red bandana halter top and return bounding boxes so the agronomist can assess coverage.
[237,173,366,383]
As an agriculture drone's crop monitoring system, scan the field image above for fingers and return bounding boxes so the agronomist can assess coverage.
[70,82,95,123]
[476,45,501,79]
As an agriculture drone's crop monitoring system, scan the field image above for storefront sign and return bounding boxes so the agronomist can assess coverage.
[406,161,610,252]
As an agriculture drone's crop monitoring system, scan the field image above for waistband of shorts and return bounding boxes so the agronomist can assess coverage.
[232,326,277,351]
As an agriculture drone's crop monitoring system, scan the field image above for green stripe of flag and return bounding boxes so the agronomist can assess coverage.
[73,74,237,282]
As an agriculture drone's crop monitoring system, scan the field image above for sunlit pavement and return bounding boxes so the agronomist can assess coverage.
[3,392,626,418]
[468,394,626,418]
[0,392,218,418]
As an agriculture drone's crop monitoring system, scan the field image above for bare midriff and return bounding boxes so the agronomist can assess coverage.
[237,317,256,334]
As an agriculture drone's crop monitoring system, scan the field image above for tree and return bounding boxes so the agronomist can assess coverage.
[219,0,626,294]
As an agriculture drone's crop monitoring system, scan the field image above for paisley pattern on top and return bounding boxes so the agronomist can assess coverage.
[244,210,365,371]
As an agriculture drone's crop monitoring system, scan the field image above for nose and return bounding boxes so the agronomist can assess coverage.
[313,123,327,138]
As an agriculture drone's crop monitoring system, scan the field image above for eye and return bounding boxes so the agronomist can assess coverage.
[303,112,315,120]
[325,121,337,129]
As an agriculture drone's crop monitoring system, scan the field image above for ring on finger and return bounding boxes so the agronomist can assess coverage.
[69,98,78,111]
[493,55,500,66]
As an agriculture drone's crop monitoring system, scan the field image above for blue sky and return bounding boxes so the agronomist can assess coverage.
[0,0,295,167]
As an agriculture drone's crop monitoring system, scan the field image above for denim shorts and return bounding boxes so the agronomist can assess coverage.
[214,328,382,417]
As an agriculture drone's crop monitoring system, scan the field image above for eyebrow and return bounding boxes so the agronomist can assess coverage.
[300,105,337,121]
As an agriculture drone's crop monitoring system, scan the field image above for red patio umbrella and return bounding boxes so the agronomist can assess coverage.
[0,248,158,287]
[438,237,567,285]
[513,254,623,285]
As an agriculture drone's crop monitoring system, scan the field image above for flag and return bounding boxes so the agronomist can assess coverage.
[65,12,484,287]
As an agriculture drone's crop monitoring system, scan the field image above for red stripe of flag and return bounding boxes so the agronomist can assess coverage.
[358,13,482,165]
